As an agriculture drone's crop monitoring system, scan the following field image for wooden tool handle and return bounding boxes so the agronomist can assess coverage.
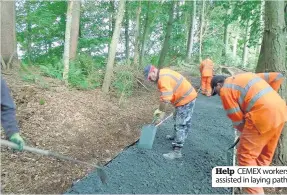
[155,113,173,127]
[1,139,49,155]
[0,139,100,168]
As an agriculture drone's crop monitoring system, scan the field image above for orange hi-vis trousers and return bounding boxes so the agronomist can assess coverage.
[237,122,285,194]
[201,76,212,96]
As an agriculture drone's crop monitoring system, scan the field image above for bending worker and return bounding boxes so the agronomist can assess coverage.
[211,72,286,194]
[199,55,214,96]
[1,78,25,151]
[144,65,197,160]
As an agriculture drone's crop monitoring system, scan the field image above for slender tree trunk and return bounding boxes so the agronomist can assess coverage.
[242,19,251,68]
[139,1,151,67]
[124,1,129,60]
[1,0,18,68]
[108,0,115,54]
[109,0,115,38]
[63,1,73,85]
[255,1,287,165]
[199,0,205,62]
[102,0,125,93]
[25,1,32,64]
[222,6,232,64]
[176,1,180,19]
[186,0,196,62]
[27,21,32,64]
[158,1,175,68]
[232,32,239,58]
[184,8,189,47]
[70,0,81,60]
[133,2,141,67]
[256,0,265,57]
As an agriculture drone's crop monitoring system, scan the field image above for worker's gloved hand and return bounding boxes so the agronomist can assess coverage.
[153,108,164,117]
[153,109,165,123]
[9,133,25,151]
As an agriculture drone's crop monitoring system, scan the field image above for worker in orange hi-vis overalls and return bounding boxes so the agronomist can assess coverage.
[199,56,214,96]
[211,72,287,195]
[144,65,198,160]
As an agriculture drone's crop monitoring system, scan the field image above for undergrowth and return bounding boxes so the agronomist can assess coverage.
[21,53,105,90]
[18,54,222,96]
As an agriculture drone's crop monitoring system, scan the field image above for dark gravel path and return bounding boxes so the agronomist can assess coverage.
[65,94,235,194]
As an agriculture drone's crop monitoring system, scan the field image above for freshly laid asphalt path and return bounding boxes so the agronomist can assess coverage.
[65,94,235,194]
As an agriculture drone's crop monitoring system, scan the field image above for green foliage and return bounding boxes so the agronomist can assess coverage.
[35,53,105,90]
[67,54,104,90]
[112,69,135,97]
[20,73,38,83]
[14,0,265,95]
[19,64,40,83]
[16,0,67,64]
[39,98,45,105]
[40,60,63,79]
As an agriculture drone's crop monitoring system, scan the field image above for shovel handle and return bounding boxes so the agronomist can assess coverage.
[155,113,173,127]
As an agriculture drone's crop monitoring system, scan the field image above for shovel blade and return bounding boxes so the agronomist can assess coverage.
[97,168,108,185]
[138,124,157,149]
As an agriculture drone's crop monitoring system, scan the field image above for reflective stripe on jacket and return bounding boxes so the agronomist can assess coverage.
[256,72,284,92]
[220,72,287,133]
[200,58,214,77]
[158,69,197,107]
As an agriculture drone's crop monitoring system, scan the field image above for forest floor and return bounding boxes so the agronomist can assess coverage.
[1,67,286,194]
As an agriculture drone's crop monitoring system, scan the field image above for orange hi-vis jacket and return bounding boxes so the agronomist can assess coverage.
[158,69,197,107]
[200,58,214,77]
[257,72,284,92]
[220,72,287,133]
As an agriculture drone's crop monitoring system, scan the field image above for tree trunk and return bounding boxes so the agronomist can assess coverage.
[62,1,73,85]
[139,1,151,67]
[124,1,129,60]
[1,0,17,68]
[24,1,32,64]
[255,1,287,165]
[133,2,141,67]
[222,6,232,64]
[232,32,239,58]
[158,1,175,68]
[69,0,81,60]
[102,0,125,93]
[108,0,115,54]
[242,19,251,68]
[176,1,180,19]
[199,0,205,62]
[256,0,265,57]
[109,1,115,38]
[186,0,196,62]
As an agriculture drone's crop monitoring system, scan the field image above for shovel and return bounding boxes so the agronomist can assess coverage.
[0,139,108,185]
[226,133,240,195]
[226,137,240,166]
[137,113,173,149]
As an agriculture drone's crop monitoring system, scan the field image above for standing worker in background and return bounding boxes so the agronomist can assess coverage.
[199,55,214,96]
[211,72,286,194]
[1,78,25,151]
[144,65,198,160]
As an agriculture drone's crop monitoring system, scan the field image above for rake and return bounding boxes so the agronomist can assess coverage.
[0,139,108,185]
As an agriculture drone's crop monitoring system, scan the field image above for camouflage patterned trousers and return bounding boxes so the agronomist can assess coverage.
[172,98,196,149]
